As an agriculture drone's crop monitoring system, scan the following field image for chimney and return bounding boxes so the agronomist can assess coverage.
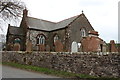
[23,8,28,17]
[8,24,10,27]
[88,30,99,37]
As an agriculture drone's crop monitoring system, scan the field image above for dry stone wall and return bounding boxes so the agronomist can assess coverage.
[2,51,120,78]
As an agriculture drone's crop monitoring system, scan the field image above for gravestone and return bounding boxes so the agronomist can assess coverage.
[13,38,21,51]
[102,43,107,52]
[13,43,20,51]
[71,41,78,52]
[78,43,81,52]
[38,44,45,51]
[46,45,50,52]
[110,40,118,52]
[7,43,13,51]
[26,40,32,52]
[54,40,63,52]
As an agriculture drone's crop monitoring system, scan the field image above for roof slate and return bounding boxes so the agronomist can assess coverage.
[27,15,78,31]
[53,15,78,30]
[8,13,84,35]
[9,26,24,35]
[27,17,56,31]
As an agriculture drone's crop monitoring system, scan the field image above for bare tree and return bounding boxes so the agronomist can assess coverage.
[0,0,25,20]
[0,0,25,32]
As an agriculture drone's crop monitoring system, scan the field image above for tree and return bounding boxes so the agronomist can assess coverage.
[0,0,25,20]
[0,0,25,32]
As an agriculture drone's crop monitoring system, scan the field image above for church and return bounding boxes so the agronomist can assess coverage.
[6,9,109,52]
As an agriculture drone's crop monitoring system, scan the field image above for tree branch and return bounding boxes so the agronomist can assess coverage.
[0,0,25,19]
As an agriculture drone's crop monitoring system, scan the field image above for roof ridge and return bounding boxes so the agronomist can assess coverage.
[57,14,80,23]
[9,26,19,28]
[27,16,56,24]
[27,14,80,24]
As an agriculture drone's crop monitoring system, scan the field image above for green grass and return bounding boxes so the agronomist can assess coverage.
[2,62,95,78]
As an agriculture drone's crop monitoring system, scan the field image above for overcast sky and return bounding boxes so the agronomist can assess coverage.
[1,0,119,43]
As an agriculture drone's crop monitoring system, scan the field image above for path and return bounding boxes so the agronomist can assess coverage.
[2,65,59,78]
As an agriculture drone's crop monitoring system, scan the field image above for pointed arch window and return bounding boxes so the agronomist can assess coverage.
[14,38,21,44]
[81,28,86,37]
[54,34,59,43]
[37,35,45,45]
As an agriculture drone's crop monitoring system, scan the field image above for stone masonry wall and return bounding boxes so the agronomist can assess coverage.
[2,51,120,78]
[28,30,49,51]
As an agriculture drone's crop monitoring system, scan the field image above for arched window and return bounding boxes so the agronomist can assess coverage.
[54,34,59,43]
[37,35,45,45]
[14,38,21,44]
[81,28,86,37]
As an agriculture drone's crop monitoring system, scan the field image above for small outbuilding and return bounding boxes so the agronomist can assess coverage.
[80,30,107,52]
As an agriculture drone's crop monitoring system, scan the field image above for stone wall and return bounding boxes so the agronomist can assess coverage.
[49,29,66,51]
[28,30,49,51]
[69,14,94,44]
[2,51,120,78]
[28,29,66,51]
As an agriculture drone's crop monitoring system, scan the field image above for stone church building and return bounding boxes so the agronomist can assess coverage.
[6,9,111,52]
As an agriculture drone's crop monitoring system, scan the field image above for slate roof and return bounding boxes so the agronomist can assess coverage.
[53,15,78,30]
[27,15,78,31]
[7,14,79,36]
[8,26,24,36]
[27,17,56,31]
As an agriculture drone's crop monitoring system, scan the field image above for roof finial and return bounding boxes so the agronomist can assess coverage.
[82,10,84,14]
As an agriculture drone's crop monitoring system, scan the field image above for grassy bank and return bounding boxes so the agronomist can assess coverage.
[2,62,95,78]
[2,62,120,79]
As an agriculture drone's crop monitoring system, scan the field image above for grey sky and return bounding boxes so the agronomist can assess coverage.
[0,0,119,43]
